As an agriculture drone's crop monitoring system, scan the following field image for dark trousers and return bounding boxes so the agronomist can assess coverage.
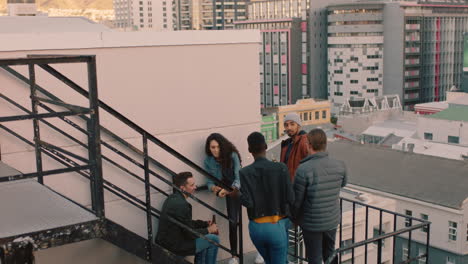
[226,195,240,255]
[302,228,337,264]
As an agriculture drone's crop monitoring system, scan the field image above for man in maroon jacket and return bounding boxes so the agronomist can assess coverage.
[280,112,309,263]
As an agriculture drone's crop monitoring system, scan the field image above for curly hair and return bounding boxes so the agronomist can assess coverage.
[205,133,242,169]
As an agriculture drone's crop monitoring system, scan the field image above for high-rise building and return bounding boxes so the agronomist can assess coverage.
[113,0,177,31]
[238,0,310,108]
[236,18,303,107]
[327,1,468,112]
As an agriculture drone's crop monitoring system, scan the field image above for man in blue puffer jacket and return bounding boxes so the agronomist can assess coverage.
[292,128,347,264]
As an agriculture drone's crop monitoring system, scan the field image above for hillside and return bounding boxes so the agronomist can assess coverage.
[0,0,112,11]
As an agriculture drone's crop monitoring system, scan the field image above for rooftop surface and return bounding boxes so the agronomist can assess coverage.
[268,140,468,209]
[0,162,97,238]
[429,104,468,122]
[361,119,417,138]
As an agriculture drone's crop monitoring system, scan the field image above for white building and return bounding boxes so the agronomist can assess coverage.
[417,94,468,146]
[113,0,177,31]
[328,141,468,264]
[0,25,261,261]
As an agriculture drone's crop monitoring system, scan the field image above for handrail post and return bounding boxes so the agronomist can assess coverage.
[143,133,153,261]
[87,56,105,217]
[28,63,44,185]
[238,207,243,264]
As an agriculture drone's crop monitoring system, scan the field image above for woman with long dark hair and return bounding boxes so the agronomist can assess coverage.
[204,133,242,264]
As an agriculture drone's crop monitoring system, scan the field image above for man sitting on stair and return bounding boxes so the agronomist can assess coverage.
[156,172,220,264]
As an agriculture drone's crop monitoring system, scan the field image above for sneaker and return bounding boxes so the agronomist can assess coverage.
[254,253,264,264]
[228,257,238,264]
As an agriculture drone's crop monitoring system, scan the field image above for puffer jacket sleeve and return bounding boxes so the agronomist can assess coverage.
[292,167,309,219]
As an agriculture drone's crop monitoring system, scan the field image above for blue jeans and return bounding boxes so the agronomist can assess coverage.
[194,234,219,264]
[249,218,290,264]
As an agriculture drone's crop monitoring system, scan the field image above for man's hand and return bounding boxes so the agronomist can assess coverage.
[207,223,218,234]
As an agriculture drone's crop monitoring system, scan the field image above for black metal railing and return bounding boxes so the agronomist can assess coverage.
[0,55,244,263]
[288,195,431,264]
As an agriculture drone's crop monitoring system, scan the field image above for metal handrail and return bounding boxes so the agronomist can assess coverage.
[0,56,244,263]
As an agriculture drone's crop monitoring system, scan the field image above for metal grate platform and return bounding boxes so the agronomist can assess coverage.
[0,162,97,239]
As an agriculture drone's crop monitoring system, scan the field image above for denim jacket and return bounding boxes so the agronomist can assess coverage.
[204,152,241,190]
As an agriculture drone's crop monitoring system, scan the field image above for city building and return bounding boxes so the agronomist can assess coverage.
[261,114,279,143]
[417,93,468,145]
[327,141,468,264]
[236,18,303,107]
[360,119,417,145]
[414,89,466,115]
[327,1,468,112]
[240,0,311,107]
[113,0,177,31]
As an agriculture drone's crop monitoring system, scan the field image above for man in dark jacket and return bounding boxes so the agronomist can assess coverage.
[292,129,347,264]
[156,172,219,264]
[240,132,294,264]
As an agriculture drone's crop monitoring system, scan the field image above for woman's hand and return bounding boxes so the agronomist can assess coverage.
[218,189,229,198]
[211,186,221,194]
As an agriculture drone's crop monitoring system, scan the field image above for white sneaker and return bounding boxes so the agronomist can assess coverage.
[254,253,264,264]
[228,257,238,264]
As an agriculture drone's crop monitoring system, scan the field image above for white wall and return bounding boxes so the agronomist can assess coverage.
[418,117,468,145]
[349,185,466,256]
[0,30,261,260]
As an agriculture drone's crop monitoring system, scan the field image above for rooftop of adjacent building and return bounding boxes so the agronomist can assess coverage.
[267,139,468,210]
[0,16,112,34]
[427,94,468,122]
[361,119,417,138]
[394,137,468,161]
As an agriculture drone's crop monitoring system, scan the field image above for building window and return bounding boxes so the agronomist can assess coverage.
[449,221,457,241]
[350,80,358,84]
[341,239,353,255]
[350,68,358,72]
[315,111,319,120]
[322,110,326,119]
[334,69,343,74]
[304,112,309,121]
[418,248,426,264]
[402,245,409,260]
[405,210,412,227]
[373,228,386,248]
[424,133,433,140]
[466,224,468,242]
[446,256,456,264]
[448,136,459,144]
[420,214,428,233]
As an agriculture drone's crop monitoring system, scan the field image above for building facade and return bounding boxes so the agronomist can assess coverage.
[246,0,311,106]
[417,94,468,145]
[236,18,302,107]
[261,114,278,143]
[113,0,177,31]
[327,1,468,112]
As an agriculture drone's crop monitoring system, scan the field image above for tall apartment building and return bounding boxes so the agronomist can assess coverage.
[113,0,177,31]
[327,1,468,112]
[174,0,249,30]
[236,18,302,107]
[237,0,310,108]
